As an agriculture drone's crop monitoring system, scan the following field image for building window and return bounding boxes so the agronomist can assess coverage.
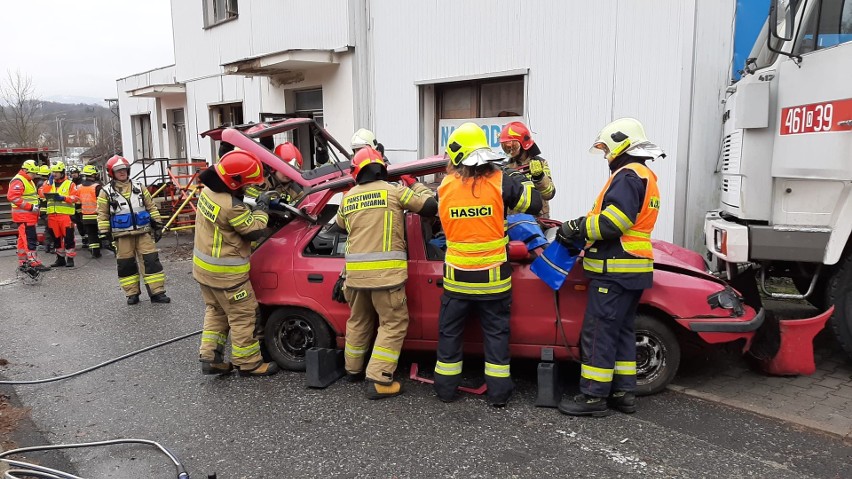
[131,114,152,160]
[203,0,238,28]
[209,102,243,160]
[437,76,524,119]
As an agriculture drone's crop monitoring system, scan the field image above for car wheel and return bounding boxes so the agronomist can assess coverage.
[264,307,333,371]
[635,314,681,396]
[828,252,852,360]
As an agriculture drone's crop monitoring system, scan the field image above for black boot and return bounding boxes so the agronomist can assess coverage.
[346,371,365,383]
[150,292,171,304]
[558,394,613,417]
[65,257,74,268]
[92,249,101,258]
[127,294,140,305]
[50,255,66,268]
[607,391,637,414]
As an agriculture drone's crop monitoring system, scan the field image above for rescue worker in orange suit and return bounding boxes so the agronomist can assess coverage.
[434,123,542,407]
[336,146,438,399]
[499,121,556,219]
[244,142,305,206]
[8,160,50,271]
[36,165,54,254]
[41,162,79,268]
[193,150,279,377]
[77,165,103,258]
[555,118,663,417]
[98,155,170,305]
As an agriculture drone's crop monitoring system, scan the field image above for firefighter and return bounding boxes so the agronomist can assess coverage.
[433,122,542,407]
[351,128,387,160]
[244,142,305,206]
[193,150,279,377]
[499,121,556,218]
[41,162,79,268]
[336,146,438,399]
[98,155,170,305]
[68,165,88,249]
[77,165,103,257]
[36,165,54,254]
[555,118,663,417]
[8,160,50,271]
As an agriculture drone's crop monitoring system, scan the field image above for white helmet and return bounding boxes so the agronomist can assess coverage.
[589,118,665,161]
[351,128,378,151]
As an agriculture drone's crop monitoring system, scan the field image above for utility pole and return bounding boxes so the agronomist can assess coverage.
[55,115,66,160]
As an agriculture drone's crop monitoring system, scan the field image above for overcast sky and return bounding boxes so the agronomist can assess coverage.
[1,0,175,103]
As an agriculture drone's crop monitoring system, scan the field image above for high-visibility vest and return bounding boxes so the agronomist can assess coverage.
[10,174,38,222]
[44,180,75,215]
[78,182,99,219]
[102,182,151,234]
[583,163,659,275]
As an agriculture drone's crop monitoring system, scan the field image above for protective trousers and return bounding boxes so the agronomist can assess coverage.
[115,234,165,296]
[343,286,409,384]
[198,282,263,370]
[48,214,76,258]
[82,221,100,254]
[42,217,55,253]
[579,279,643,397]
[15,222,39,265]
[434,294,513,404]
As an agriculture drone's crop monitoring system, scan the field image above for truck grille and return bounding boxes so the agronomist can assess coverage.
[721,131,742,174]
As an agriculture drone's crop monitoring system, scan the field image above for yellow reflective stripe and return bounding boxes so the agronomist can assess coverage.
[212,227,222,258]
[232,341,261,358]
[626,229,651,238]
[602,205,633,233]
[445,252,507,266]
[622,240,652,252]
[445,236,508,252]
[581,364,614,383]
[253,212,268,225]
[345,343,368,358]
[345,259,408,271]
[615,361,637,375]
[193,255,251,274]
[97,197,109,203]
[371,346,400,364]
[540,183,555,196]
[400,188,414,206]
[582,258,653,274]
[586,214,603,240]
[484,362,510,378]
[119,274,140,286]
[202,331,228,346]
[383,211,392,252]
[435,361,463,376]
[443,276,512,295]
[229,210,251,226]
[514,182,533,213]
[144,273,165,284]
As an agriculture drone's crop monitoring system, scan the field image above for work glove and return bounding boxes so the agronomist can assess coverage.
[27,204,39,213]
[399,175,417,187]
[529,159,545,182]
[54,195,66,202]
[556,217,586,255]
[255,191,278,213]
[99,232,114,251]
[150,222,164,242]
[332,272,347,303]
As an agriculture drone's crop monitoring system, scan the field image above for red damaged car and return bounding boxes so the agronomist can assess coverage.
[206,120,826,395]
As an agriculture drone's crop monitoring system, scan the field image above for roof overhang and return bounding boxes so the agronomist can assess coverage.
[128,84,186,98]
[222,49,340,77]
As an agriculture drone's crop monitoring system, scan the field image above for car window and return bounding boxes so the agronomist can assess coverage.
[304,203,347,257]
[423,218,446,261]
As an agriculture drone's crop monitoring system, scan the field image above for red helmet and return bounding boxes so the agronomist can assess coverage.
[106,155,131,178]
[351,146,385,180]
[274,142,303,169]
[499,121,535,150]
[215,150,265,190]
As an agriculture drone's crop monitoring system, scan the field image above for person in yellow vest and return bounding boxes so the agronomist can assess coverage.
[433,123,542,407]
[7,160,49,271]
[193,150,279,377]
[555,118,664,417]
[336,146,438,399]
[41,162,79,268]
[77,165,103,257]
[98,156,170,305]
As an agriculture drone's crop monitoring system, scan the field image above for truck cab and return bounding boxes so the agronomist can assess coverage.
[705,0,852,355]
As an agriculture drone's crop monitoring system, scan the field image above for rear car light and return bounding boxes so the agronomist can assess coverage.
[714,228,728,256]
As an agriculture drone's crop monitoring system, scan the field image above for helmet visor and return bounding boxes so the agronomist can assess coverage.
[460,148,504,167]
[625,141,665,159]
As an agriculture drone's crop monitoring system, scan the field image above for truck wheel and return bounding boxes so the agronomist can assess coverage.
[635,314,681,396]
[264,307,333,371]
[828,253,852,359]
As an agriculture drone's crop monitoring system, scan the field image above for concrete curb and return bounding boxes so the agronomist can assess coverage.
[0,444,7,475]
[668,384,852,442]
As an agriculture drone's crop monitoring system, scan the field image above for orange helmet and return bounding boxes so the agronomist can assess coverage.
[351,146,385,180]
[106,155,131,178]
[274,142,303,169]
[215,150,265,190]
[499,121,535,151]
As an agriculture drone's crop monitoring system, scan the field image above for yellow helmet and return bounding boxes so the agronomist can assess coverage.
[39,165,51,176]
[445,122,503,167]
[51,161,66,173]
[590,118,664,161]
[82,164,98,176]
[21,160,39,175]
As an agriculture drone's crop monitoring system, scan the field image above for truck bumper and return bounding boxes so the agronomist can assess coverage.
[704,211,750,263]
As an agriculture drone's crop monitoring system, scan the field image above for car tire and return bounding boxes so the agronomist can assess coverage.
[828,252,852,360]
[264,307,334,371]
[635,314,681,396]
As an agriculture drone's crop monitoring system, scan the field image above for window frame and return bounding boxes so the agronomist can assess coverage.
[202,0,238,29]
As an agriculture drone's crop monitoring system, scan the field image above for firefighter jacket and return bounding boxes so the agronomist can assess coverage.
[97,180,162,237]
[437,168,542,299]
[335,181,435,290]
[506,156,556,218]
[192,189,269,290]
[581,159,659,290]
[77,180,102,222]
[41,178,79,216]
[8,173,39,223]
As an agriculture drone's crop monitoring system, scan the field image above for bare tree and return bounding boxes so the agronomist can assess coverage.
[0,70,47,147]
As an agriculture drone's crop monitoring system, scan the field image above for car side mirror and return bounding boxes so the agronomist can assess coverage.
[508,241,529,262]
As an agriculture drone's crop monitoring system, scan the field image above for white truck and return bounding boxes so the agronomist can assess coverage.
[705,0,852,356]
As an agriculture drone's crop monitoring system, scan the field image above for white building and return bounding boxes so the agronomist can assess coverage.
[117,0,737,250]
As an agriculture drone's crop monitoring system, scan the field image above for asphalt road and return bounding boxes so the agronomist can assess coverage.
[1,247,851,478]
